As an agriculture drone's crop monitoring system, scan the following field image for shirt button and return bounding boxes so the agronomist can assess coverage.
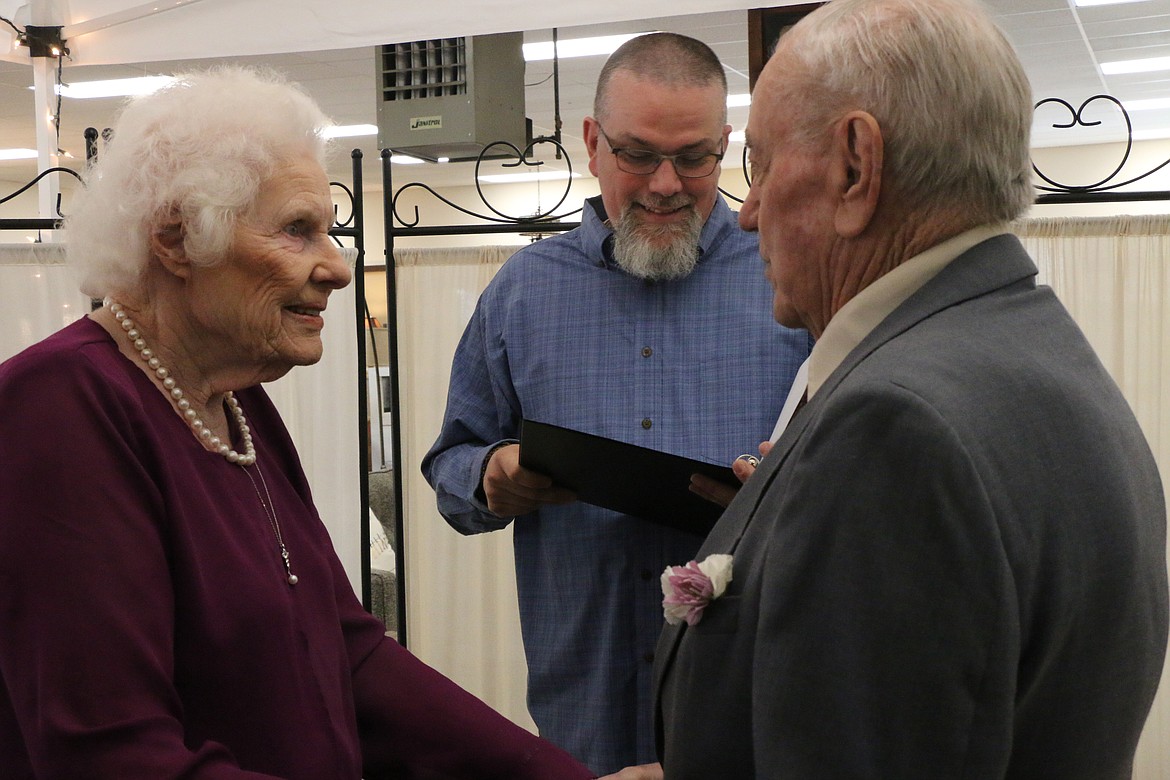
[643,652,655,663]
[641,418,652,430]
[641,346,653,358]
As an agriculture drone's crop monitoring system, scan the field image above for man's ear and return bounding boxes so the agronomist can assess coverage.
[150,210,190,278]
[833,111,882,238]
[584,116,602,178]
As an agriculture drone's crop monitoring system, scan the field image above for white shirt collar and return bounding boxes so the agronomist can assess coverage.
[807,223,1009,399]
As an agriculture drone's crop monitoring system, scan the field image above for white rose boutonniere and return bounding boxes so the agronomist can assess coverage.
[660,553,733,626]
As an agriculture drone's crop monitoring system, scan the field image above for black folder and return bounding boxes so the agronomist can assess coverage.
[518,419,737,535]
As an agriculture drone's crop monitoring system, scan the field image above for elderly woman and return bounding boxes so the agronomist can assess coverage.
[0,67,593,779]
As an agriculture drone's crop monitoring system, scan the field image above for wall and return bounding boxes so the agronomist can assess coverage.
[1029,139,1170,218]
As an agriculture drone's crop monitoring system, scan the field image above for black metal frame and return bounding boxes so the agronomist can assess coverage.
[328,151,373,614]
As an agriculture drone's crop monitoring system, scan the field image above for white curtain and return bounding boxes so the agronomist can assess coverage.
[0,243,90,361]
[393,245,534,729]
[398,220,1170,766]
[0,243,364,594]
[1016,214,1170,779]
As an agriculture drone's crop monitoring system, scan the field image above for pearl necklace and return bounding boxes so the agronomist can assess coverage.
[103,298,255,466]
[103,298,299,586]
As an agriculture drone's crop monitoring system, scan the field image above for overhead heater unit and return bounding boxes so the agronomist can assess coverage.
[376,33,530,163]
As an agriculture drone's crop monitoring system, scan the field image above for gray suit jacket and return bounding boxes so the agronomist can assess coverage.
[653,235,1168,779]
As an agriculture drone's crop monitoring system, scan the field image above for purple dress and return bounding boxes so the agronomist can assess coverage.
[0,317,592,780]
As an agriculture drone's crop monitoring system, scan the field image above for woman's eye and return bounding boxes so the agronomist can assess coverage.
[284,222,305,237]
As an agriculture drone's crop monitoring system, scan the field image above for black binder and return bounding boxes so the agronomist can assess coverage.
[518,419,737,536]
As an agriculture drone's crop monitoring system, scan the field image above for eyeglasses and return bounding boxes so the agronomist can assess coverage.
[597,125,724,179]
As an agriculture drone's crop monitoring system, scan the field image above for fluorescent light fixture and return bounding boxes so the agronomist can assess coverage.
[524,33,649,62]
[477,170,581,184]
[0,148,38,161]
[1100,56,1170,76]
[48,75,177,99]
[1074,0,1152,6]
[389,154,426,165]
[1132,127,1170,141]
[322,123,377,139]
[1123,97,1170,112]
[727,93,751,108]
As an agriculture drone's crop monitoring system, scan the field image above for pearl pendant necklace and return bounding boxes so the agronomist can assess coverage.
[241,460,300,586]
[103,298,298,586]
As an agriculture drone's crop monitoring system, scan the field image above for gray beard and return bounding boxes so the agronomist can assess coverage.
[611,201,703,281]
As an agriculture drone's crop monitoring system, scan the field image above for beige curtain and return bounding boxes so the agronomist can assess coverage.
[1016,214,1170,779]
[393,245,534,729]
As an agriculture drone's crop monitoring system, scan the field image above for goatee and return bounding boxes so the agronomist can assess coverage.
[612,197,703,281]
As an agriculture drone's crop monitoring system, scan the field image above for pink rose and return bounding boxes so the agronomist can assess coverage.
[661,553,733,626]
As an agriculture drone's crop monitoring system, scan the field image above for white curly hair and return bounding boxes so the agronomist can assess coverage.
[65,65,334,298]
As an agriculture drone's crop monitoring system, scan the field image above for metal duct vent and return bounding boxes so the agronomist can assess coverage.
[376,33,528,163]
[381,39,467,101]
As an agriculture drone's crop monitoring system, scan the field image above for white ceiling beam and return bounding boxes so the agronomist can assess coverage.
[62,0,209,40]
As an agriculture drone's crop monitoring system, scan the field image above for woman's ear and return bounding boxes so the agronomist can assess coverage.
[150,210,190,279]
[833,111,882,238]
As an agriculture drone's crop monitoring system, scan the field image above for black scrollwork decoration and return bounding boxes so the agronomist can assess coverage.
[327,150,364,249]
[328,179,357,249]
[391,135,582,229]
[330,180,357,230]
[0,166,83,218]
[718,146,752,205]
[1032,95,1170,195]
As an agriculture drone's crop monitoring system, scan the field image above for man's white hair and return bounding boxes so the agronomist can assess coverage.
[777,0,1035,223]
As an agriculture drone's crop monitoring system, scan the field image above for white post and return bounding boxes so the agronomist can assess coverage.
[31,57,60,226]
[28,0,62,233]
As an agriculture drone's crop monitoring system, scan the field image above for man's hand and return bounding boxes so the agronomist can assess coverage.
[597,762,663,780]
[689,440,774,508]
[482,443,576,517]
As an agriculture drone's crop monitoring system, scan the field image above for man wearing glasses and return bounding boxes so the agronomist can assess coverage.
[423,32,811,776]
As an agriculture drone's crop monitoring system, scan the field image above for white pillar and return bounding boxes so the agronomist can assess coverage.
[28,0,63,232]
[31,57,60,226]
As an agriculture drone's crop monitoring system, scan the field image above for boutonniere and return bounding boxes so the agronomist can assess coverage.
[661,553,733,626]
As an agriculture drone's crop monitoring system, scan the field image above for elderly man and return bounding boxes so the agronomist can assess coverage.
[652,0,1169,777]
[423,32,811,775]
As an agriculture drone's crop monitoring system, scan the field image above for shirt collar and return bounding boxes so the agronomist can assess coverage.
[808,223,1009,398]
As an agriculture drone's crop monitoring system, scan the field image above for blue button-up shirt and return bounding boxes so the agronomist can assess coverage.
[422,195,811,775]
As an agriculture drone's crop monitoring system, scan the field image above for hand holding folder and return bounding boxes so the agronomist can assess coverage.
[481,442,577,518]
[518,419,739,536]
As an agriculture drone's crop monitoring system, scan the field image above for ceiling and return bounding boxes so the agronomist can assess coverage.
[1,0,1169,197]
